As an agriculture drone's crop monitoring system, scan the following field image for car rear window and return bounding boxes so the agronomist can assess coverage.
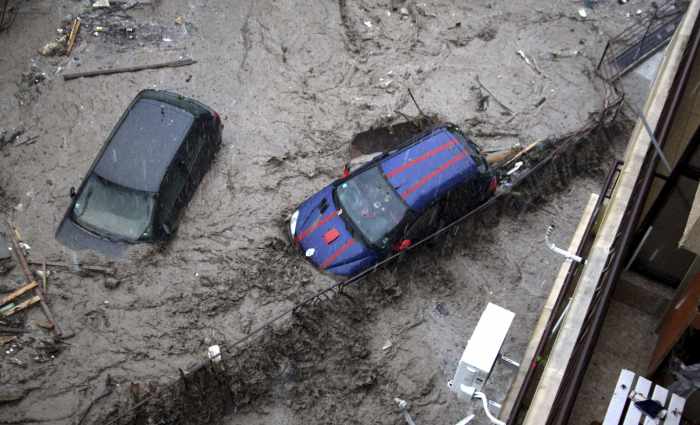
[94,99,194,192]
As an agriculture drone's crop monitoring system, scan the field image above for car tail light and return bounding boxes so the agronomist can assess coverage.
[393,239,412,251]
[488,176,498,192]
[212,110,223,129]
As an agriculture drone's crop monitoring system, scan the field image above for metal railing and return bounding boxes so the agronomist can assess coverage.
[597,0,688,82]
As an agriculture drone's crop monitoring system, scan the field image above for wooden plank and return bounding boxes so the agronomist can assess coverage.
[602,369,635,425]
[643,383,669,425]
[521,0,700,420]
[63,58,196,81]
[1,296,40,317]
[0,281,38,306]
[664,393,686,425]
[500,193,599,419]
[623,376,652,425]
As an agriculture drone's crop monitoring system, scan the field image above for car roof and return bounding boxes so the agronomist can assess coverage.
[93,96,195,192]
[379,126,478,211]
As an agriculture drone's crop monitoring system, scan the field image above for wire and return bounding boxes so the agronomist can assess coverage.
[624,99,672,173]
[454,414,476,425]
[474,392,506,425]
[545,225,584,263]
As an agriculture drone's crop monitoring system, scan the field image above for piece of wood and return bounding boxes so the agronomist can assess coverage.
[0,325,27,334]
[1,296,40,317]
[643,383,668,425]
[28,259,114,275]
[66,17,80,56]
[5,221,63,336]
[485,146,522,166]
[0,335,17,345]
[63,58,196,81]
[500,193,599,419]
[602,370,635,425]
[503,138,543,167]
[0,281,37,307]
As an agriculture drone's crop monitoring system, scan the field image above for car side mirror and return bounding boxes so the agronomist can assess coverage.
[69,187,77,198]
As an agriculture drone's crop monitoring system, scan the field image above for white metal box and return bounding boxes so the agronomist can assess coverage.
[450,302,515,399]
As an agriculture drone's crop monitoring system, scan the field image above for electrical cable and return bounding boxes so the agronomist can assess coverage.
[474,392,506,425]
[545,225,583,263]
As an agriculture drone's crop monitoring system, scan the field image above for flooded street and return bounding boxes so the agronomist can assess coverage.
[0,0,646,424]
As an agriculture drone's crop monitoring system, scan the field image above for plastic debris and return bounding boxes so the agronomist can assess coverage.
[363,20,373,28]
[208,345,222,363]
[578,8,588,18]
[175,16,184,25]
[507,161,524,176]
[382,340,393,350]
[92,0,110,8]
[39,36,67,56]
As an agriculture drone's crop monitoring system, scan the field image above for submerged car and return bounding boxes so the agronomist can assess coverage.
[290,124,496,277]
[56,89,222,256]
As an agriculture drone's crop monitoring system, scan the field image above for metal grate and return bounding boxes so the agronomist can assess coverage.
[597,0,688,82]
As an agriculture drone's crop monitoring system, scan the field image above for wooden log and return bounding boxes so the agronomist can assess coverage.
[1,296,40,317]
[0,281,37,307]
[0,325,27,334]
[63,58,196,81]
[28,259,115,275]
[66,18,80,56]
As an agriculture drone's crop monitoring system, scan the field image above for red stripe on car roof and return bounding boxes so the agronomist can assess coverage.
[385,138,460,178]
[321,238,355,269]
[295,210,338,242]
[401,151,468,199]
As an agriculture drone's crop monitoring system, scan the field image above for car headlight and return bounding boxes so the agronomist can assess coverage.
[290,210,299,237]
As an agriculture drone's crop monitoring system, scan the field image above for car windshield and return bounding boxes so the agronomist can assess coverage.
[335,166,408,247]
[72,174,155,241]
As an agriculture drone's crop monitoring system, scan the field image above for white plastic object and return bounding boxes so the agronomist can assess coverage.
[207,345,221,363]
[449,303,515,399]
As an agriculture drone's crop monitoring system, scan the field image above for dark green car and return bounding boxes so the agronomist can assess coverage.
[56,90,222,256]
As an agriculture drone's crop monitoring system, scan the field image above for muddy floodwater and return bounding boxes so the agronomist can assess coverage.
[0,0,648,424]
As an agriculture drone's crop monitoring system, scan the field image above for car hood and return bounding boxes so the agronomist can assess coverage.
[56,214,128,258]
[293,185,378,276]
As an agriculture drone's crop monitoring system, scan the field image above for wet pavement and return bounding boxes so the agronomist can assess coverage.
[0,0,650,424]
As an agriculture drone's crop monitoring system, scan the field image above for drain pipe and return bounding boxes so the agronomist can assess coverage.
[545,225,583,263]
[395,398,417,425]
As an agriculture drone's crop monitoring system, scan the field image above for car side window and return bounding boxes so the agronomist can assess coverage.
[157,161,188,230]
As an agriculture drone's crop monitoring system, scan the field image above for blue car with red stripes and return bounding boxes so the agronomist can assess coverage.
[289,124,496,277]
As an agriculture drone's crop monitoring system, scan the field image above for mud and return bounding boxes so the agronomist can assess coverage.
[0,0,647,424]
